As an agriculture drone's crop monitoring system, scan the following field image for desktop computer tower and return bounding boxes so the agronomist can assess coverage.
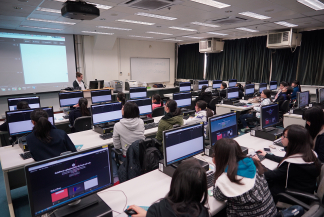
[18,137,29,152]
[159,158,209,177]
[222,99,239,105]
[193,80,199,91]
[93,125,114,135]
[251,127,283,141]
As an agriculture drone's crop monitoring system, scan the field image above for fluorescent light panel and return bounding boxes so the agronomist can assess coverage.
[190,0,230,8]
[182,36,204,39]
[37,7,61,14]
[129,35,153,39]
[297,0,324,11]
[146,32,173,35]
[117,19,155,25]
[97,26,132,31]
[207,32,228,36]
[20,25,62,31]
[169,26,197,32]
[239,11,271,20]
[53,0,112,9]
[27,18,76,25]
[236,27,259,32]
[135,12,177,20]
[274,21,298,27]
[191,22,219,27]
[163,39,183,41]
[82,31,114,35]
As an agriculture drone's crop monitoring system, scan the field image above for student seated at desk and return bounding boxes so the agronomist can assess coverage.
[235,83,244,98]
[112,102,145,178]
[290,80,301,100]
[0,101,30,131]
[219,82,227,98]
[147,94,162,118]
[127,159,209,217]
[274,81,288,101]
[239,89,272,130]
[117,91,126,106]
[69,98,90,133]
[196,85,212,105]
[27,109,77,161]
[156,100,183,142]
[303,107,324,162]
[212,138,277,216]
[256,125,321,203]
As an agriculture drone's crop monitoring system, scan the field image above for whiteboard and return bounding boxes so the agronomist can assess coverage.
[130,58,170,83]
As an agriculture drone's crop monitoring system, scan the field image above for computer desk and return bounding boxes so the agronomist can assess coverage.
[216,100,259,115]
[283,113,306,128]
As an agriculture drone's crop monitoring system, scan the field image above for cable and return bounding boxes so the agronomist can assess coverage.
[100,189,128,213]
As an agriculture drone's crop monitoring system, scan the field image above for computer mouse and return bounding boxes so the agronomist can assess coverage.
[256,151,262,154]
[124,209,137,215]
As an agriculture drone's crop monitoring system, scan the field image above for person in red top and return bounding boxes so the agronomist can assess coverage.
[147,94,162,118]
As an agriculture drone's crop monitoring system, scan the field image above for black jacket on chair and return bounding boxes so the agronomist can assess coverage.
[219,89,227,98]
[196,92,212,104]
[73,80,86,89]
[69,108,83,133]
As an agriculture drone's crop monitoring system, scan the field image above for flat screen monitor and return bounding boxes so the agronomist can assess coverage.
[179,82,191,92]
[297,91,309,108]
[91,89,111,104]
[89,81,98,90]
[127,98,152,116]
[7,96,41,111]
[260,103,279,129]
[173,92,192,108]
[212,80,222,89]
[163,123,204,166]
[198,80,208,90]
[209,112,237,146]
[129,87,147,99]
[320,88,324,104]
[245,84,255,96]
[259,83,267,93]
[227,87,239,99]
[91,102,122,125]
[269,81,277,90]
[228,79,237,87]
[6,107,54,136]
[25,146,113,217]
[58,91,84,107]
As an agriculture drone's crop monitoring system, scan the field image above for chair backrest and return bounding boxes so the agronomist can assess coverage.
[152,106,164,117]
[317,165,324,204]
[280,100,290,113]
[73,116,92,132]
[209,97,220,113]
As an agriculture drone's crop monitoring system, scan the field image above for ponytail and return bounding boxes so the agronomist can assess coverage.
[117,92,126,106]
[78,98,90,116]
[293,80,301,92]
[30,109,52,143]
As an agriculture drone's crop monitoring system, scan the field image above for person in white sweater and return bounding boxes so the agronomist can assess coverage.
[111,101,145,178]
[239,89,272,129]
[184,100,213,137]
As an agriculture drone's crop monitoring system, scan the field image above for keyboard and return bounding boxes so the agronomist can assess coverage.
[248,152,265,161]
[144,122,159,130]
[63,115,69,119]
[20,151,32,160]
[206,170,215,188]
[100,133,113,140]
[234,102,246,106]
[274,138,284,147]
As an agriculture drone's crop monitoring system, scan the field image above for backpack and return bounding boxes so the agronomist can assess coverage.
[274,205,304,217]
[142,146,163,173]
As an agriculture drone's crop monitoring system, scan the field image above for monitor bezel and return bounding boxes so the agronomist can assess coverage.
[58,91,84,107]
[297,91,310,109]
[90,102,122,126]
[90,89,112,104]
[259,83,267,93]
[244,84,255,96]
[172,92,192,108]
[7,96,41,111]
[198,80,208,90]
[269,81,277,91]
[226,87,239,99]
[129,87,147,99]
[319,88,324,104]
[127,98,153,115]
[179,82,191,92]
[260,103,279,129]
[228,79,237,87]
[24,145,114,217]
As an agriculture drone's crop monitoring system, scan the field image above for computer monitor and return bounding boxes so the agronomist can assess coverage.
[212,80,222,89]
[58,91,84,107]
[91,102,122,125]
[91,89,111,104]
[198,80,208,90]
[6,107,54,136]
[226,87,239,99]
[208,112,238,146]
[179,82,191,92]
[89,81,98,89]
[260,103,279,129]
[259,83,267,93]
[269,81,277,90]
[245,84,255,96]
[173,92,192,108]
[25,145,113,217]
[163,123,204,166]
[127,98,152,116]
[7,96,41,111]
[297,91,309,108]
[319,88,324,104]
[129,87,147,99]
[228,79,237,87]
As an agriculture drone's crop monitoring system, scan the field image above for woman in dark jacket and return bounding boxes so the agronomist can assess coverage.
[196,85,212,105]
[235,83,244,98]
[127,159,209,217]
[257,125,321,203]
[290,80,301,100]
[69,98,90,132]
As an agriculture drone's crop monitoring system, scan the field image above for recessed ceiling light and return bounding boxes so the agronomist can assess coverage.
[265,9,274,12]
[82,31,114,35]
[236,27,259,32]
[53,0,112,10]
[190,0,230,8]
[117,19,155,25]
[129,35,153,39]
[20,25,63,31]
[274,21,298,27]
[169,26,197,32]
[207,32,228,36]
[13,6,22,9]
[146,32,173,35]
[135,12,177,20]
[37,7,61,13]
[163,39,183,41]
[225,10,232,13]
[239,12,271,20]
[297,0,324,11]
[191,22,219,28]
[182,36,204,39]
[97,26,132,31]
[27,18,76,25]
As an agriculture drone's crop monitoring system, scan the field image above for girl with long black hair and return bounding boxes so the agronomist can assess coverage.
[69,98,91,132]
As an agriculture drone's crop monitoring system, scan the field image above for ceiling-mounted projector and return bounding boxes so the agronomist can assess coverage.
[61,1,100,20]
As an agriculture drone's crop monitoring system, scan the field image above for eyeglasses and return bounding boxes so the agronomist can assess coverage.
[282,135,287,139]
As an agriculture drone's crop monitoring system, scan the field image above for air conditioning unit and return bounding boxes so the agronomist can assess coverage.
[199,39,224,53]
[267,29,302,49]
[120,0,181,10]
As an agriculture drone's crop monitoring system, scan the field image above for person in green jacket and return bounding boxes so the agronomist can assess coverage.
[156,99,184,142]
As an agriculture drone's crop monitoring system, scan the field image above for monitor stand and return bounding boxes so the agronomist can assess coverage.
[262,127,276,132]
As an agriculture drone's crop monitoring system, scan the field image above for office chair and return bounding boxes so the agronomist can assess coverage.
[279,100,290,115]
[73,116,92,132]
[209,97,221,113]
[152,106,165,117]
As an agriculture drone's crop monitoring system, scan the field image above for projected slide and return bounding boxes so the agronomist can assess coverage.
[0,30,76,96]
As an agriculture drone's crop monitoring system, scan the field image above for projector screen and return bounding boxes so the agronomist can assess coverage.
[0,29,76,96]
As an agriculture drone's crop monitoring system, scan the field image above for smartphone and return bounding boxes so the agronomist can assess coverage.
[264,148,271,152]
